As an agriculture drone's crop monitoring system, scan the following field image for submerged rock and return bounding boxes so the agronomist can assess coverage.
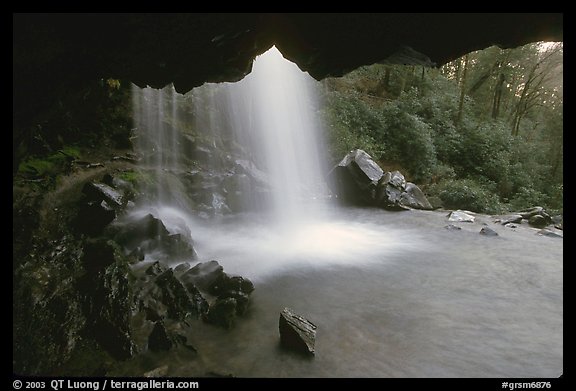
[537,229,563,238]
[479,227,499,236]
[495,214,523,225]
[447,210,475,223]
[279,308,317,355]
[444,224,462,231]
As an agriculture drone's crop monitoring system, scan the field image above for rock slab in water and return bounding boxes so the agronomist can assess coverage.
[448,210,475,223]
[480,227,499,236]
[279,308,317,355]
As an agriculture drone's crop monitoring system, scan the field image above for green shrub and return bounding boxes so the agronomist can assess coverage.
[428,178,505,214]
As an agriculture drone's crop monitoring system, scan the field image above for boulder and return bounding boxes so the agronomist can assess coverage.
[81,262,135,360]
[204,298,237,329]
[155,269,206,320]
[328,149,433,211]
[148,321,172,351]
[447,210,475,223]
[279,308,317,355]
[74,200,116,236]
[180,260,225,292]
[516,206,545,219]
[479,227,499,236]
[210,274,255,296]
[328,149,383,204]
[82,239,117,273]
[82,182,125,209]
[164,233,198,260]
[444,224,462,231]
[528,215,548,228]
[400,182,433,210]
[145,261,168,277]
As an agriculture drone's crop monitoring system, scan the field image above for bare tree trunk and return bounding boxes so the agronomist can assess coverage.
[457,54,469,126]
[492,73,505,119]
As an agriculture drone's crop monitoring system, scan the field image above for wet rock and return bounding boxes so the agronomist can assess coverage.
[528,215,548,228]
[82,182,125,209]
[205,297,237,329]
[110,214,198,262]
[156,269,204,320]
[400,182,433,210]
[552,215,563,230]
[173,262,191,276]
[279,308,317,355]
[148,321,172,351]
[234,159,270,187]
[480,227,499,236]
[444,224,462,231]
[82,239,118,273]
[211,274,255,296]
[144,365,169,377]
[146,261,168,276]
[448,210,475,223]
[516,206,545,219]
[164,233,198,260]
[328,149,383,204]
[113,214,170,249]
[128,246,145,263]
[537,229,563,238]
[375,170,431,211]
[82,262,135,360]
[180,260,225,292]
[495,214,523,225]
[102,174,135,200]
[74,200,116,236]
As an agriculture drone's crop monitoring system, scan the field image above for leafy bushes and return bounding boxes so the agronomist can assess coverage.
[427,178,505,214]
[321,60,562,214]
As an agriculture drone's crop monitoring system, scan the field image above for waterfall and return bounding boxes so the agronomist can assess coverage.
[132,46,329,225]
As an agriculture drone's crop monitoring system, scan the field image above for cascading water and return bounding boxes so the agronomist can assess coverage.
[132,46,331,232]
[223,46,329,224]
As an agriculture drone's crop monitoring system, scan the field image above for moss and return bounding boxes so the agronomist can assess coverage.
[118,169,153,187]
[17,145,81,178]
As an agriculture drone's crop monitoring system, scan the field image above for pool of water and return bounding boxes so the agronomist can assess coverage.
[116,205,563,378]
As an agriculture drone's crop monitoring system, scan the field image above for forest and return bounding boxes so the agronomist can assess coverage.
[321,42,563,215]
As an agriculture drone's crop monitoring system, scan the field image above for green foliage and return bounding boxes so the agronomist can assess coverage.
[322,42,563,214]
[428,178,505,214]
[118,170,153,187]
[18,146,80,178]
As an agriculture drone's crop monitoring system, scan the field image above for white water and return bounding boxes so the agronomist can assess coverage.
[227,46,328,224]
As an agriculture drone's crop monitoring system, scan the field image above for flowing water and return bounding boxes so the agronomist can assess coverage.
[128,47,563,377]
